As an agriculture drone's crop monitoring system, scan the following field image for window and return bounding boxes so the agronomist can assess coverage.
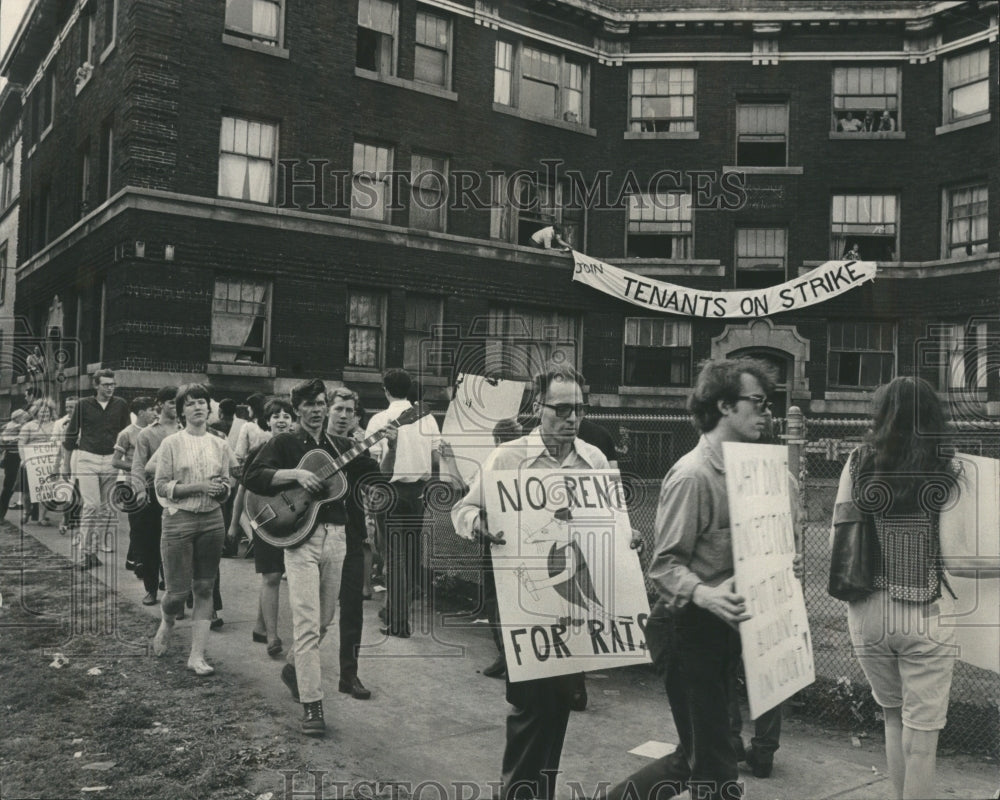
[494,40,588,125]
[347,290,386,369]
[0,242,7,306]
[831,194,898,261]
[81,7,96,65]
[0,156,13,209]
[945,184,988,257]
[356,0,397,76]
[486,306,579,380]
[79,144,91,216]
[932,322,988,391]
[410,153,447,232]
[491,172,583,248]
[100,118,114,201]
[211,278,271,364]
[629,67,695,132]
[224,0,283,47]
[414,11,450,89]
[736,102,787,167]
[403,294,443,375]
[943,48,989,124]
[626,193,692,259]
[102,0,118,53]
[36,185,51,250]
[351,141,394,222]
[832,66,900,132]
[217,115,277,204]
[735,228,786,289]
[623,318,691,387]
[40,69,54,133]
[827,321,895,388]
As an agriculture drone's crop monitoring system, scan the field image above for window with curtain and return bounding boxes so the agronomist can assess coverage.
[403,294,443,375]
[943,48,989,124]
[225,0,282,46]
[414,11,451,88]
[626,193,692,259]
[930,322,988,391]
[946,184,988,257]
[832,66,900,132]
[736,102,787,166]
[410,153,447,232]
[830,193,898,261]
[352,141,394,222]
[357,0,397,75]
[827,321,895,388]
[629,67,696,132]
[735,228,786,289]
[347,290,386,369]
[493,40,589,124]
[211,278,270,364]
[218,116,277,204]
[0,156,13,210]
[623,318,691,387]
[485,306,578,380]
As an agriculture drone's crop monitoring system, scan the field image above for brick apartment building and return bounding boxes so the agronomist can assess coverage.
[0,0,997,417]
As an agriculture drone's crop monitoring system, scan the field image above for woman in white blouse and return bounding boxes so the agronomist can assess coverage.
[152,384,237,675]
[18,397,59,526]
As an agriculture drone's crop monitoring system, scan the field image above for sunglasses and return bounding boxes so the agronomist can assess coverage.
[539,402,588,419]
[738,394,773,412]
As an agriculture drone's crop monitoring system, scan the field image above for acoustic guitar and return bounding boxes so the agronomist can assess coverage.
[245,405,429,548]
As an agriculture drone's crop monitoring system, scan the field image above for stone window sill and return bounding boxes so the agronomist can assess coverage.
[624,131,699,140]
[935,113,991,136]
[222,33,290,59]
[492,103,596,136]
[829,131,905,140]
[206,362,276,378]
[722,166,804,175]
[355,68,457,102]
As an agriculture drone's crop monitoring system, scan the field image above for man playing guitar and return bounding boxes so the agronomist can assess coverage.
[243,379,385,736]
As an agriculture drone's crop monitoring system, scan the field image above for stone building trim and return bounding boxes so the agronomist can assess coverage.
[711,318,811,400]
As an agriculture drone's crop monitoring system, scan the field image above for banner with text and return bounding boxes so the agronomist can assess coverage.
[20,441,62,505]
[724,442,815,718]
[485,468,651,682]
[572,251,876,318]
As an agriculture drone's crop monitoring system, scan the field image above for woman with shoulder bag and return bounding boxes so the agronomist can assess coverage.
[831,377,965,800]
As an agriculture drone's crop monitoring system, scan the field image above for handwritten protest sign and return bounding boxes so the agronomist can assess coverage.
[724,442,815,718]
[485,468,651,682]
[441,374,528,486]
[20,441,62,505]
[940,454,1000,674]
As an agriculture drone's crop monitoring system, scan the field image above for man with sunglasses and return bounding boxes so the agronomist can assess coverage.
[601,358,776,800]
[452,362,609,800]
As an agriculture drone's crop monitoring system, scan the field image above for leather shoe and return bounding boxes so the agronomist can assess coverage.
[338,675,372,700]
[210,614,224,630]
[281,663,300,702]
[744,747,773,778]
[252,631,268,644]
[141,593,158,606]
[482,655,507,679]
[379,626,410,639]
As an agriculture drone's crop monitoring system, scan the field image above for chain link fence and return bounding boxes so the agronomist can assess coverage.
[425,412,1000,757]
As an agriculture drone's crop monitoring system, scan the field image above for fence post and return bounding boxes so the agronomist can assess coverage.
[783,406,807,552]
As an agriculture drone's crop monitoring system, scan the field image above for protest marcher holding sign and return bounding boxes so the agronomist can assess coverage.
[603,358,777,800]
[452,363,615,800]
[834,377,966,800]
[18,398,60,526]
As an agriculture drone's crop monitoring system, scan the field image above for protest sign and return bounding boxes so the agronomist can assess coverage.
[940,454,1000,674]
[724,442,815,718]
[441,374,528,486]
[485,468,651,682]
[20,441,62,505]
[572,251,876,318]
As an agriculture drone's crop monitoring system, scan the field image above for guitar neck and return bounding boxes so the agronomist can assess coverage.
[313,428,391,480]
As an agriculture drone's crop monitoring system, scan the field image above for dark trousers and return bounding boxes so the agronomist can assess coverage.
[605,606,743,800]
[728,667,782,759]
[0,452,22,519]
[482,539,503,654]
[339,546,365,679]
[384,481,426,636]
[501,675,574,800]
[133,491,163,595]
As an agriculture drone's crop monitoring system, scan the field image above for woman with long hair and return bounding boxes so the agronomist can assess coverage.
[152,384,237,675]
[835,376,963,799]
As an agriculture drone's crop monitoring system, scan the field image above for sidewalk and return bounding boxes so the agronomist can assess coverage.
[18,518,1000,800]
